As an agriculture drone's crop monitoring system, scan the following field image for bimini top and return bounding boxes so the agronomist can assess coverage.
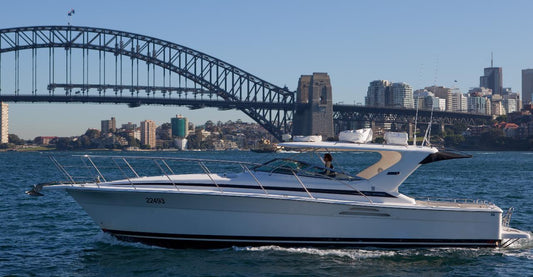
[279,141,470,192]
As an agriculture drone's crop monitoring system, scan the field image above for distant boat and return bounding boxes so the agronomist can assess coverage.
[251,139,282,153]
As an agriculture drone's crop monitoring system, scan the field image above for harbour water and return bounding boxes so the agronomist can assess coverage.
[1,150,532,276]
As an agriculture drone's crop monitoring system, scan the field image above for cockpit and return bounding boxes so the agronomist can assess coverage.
[253,158,362,181]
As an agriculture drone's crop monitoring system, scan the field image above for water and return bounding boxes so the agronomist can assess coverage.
[1,151,532,276]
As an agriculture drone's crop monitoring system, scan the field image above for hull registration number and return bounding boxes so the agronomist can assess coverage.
[145,197,165,204]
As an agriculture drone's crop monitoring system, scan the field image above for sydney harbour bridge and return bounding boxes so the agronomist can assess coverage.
[0,26,490,141]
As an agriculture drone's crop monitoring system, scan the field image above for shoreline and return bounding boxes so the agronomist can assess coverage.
[1,147,531,152]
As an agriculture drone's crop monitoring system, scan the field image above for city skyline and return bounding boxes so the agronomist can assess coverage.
[2,0,533,139]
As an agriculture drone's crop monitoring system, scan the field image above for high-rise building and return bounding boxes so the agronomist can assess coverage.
[502,98,518,114]
[425,86,452,111]
[502,93,521,114]
[521,69,533,105]
[366,81,413,109]
[366,80,391,107]
[140,120,157,148]
[468,87,492,96]
[413,89,426,110]
[413,90,443,111]
[391,82,413,108]
[450,91,467,112]
[490,95,505,116]
[101,117,116,133]
[171,115,189,138]
[0,102,8,144]
[174,138,188,151]
[480,67,503,95]
[502,87,513,95]
[467,96,490,115]
[438,98,447,111]
[121,122,137,130]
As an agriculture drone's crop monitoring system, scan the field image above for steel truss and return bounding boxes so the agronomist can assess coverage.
[0,26,294,140]
[0,26,492,140]
[333,105,491,129]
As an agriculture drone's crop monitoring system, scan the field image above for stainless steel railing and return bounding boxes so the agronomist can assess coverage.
[417,197,494,208]
[502,207,514,228]
[48,154,373,203]
[54,154,262,187]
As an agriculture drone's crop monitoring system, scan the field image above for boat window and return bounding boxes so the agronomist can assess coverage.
[253,158,362,181]
[297,166,362,181]
[253,158,308,175]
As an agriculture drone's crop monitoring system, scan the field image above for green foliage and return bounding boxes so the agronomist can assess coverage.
[84,129,101,139]
[159,131,172,140]
[8,134,25,145]
[55,137,73,151]
[444,135,465,146]
[444,123,467,136]
[78,136,91,148]
[495,115,508,122]
[204,120,215,131]
[186,133,200,149]
[126,136,140,148]
[459,128,531,150]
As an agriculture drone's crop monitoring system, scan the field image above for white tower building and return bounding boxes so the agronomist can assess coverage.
[0,102,8,144]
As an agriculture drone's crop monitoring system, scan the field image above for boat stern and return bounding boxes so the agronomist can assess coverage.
[502,228,531,239]
[500,227,531,248]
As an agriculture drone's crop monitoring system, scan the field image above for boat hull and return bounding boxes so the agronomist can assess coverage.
[66,188,502,248]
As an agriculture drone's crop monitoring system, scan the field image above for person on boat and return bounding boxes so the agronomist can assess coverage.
[323,153,335,176]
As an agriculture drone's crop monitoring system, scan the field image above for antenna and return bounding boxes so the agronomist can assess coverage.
[491,52,493,67]
[422,106,434,147]
[413,92,420,146]
[413,63,424,146]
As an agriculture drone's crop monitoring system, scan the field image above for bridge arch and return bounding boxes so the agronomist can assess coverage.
[0,26,295,140]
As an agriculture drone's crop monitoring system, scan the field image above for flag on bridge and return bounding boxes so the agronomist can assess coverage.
[68,9,75,16]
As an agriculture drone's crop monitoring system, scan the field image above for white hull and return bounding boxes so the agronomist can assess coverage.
[32,144,529,248]
[67,188,503,248]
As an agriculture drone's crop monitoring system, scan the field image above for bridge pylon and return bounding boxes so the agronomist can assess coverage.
[292,73,334,140]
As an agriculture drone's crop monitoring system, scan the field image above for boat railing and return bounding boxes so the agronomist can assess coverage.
[48,154,373,203]
[418,197,494,207]
[51,155,262,190]
[502,207,514,228]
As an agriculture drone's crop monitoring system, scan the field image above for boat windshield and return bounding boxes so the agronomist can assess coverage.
[253,158,362,181]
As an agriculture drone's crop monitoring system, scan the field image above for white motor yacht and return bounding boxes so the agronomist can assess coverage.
[28,140,530,248]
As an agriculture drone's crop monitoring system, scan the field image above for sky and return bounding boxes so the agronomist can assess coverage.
[2,0,533,139]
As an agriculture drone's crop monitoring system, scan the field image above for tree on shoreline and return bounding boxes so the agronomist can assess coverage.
[8,134,25,145]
